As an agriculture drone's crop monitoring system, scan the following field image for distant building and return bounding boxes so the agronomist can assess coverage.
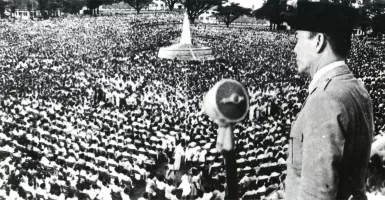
[174,3,184,10]
[149,0,166,10]
[197,6,264,25]
[353,28,365,36]
[13,9,63,19]
[100,2,133,11]
[8,2,40,19]
[198,7,218,24]
[79,6,90,15]
[12,10,39,19]
[100,1,184,12]
[149,0,184,10]
[308,0,363,7]
[11,3,62,20]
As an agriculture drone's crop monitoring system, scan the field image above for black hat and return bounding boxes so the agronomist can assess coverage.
[294,2,358,38]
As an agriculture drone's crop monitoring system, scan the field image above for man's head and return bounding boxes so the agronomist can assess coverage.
[291,2,358,76]
[293,30,352,76]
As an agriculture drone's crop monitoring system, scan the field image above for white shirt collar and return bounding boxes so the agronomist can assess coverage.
[308,61,346,92]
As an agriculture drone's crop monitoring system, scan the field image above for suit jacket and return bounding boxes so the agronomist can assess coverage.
[285,65,374,200]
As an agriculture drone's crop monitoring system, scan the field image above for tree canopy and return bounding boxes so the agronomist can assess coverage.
[182,0,223,23]
[161,0,178,11]
[36,0,64,18]
[63,0,85,14]
[372,13,385,34]
[215,3,251,27]
[258,0,385,33]
[0,0,12,18]
[253,0,287,30]
[124,0,152,14]
[85,0,117,15]
[363,1,385,36]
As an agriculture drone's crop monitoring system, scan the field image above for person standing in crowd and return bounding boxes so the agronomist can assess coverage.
[145,174,157,199]
[283,2,374,200]
[173,141,185,171]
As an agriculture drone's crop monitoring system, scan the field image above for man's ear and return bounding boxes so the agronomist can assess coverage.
[315,33,326,53]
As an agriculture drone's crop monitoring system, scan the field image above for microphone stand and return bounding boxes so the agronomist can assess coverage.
[217,126,238,200]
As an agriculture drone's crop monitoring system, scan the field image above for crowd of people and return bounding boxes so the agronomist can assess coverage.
[0,12,384,200]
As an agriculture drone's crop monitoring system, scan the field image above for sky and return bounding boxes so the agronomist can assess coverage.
[230,0,265,10]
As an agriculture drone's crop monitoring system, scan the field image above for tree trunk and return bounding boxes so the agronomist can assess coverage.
[0,7,5,19]
[136,9,140,14]
[226,22,230,28]
[169,5,173,11]
[189,16,195,24]
[97,7,99,15]
[269,20,272,31]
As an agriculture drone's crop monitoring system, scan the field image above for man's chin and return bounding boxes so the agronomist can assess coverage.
[297,68,305,75]
[297,69,311,78]
[296,64,307,75]
[295,64,304,74]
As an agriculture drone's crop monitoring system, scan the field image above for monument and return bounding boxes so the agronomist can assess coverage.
[158,12,214,61]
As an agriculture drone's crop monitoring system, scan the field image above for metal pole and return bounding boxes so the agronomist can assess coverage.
[218,126,238,200]
[223,149,238,200]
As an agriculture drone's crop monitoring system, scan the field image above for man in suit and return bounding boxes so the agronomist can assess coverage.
[283,2,374,200]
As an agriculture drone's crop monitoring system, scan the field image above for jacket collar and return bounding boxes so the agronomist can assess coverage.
[308,61,346,92]
[308,64,352,95]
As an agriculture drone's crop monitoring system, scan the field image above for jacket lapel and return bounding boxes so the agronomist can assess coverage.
[293,65,352,128]
[309,65,352,95]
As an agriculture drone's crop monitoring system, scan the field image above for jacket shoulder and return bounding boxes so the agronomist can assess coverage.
[321,75,364,103]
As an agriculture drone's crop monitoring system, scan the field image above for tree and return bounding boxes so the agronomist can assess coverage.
[38,0,64,18]
[47,0,63,17]
[124,0,152,14]
[3,0,38,18]
[372,13,385,37]
[84,0,116,15]
[253,0,287,31]
[215,3,251,27]
[63,0,85,14]
[0,0,12,18]
[161,0,178,11]
[362,0,385,17]
[86,0,101,15]
[359,0,385,36]
[182,0,223,23]
[280,4,296,28]
[9,0,18,17]
[367,1,385,37]
[37,0,49,18]
[26,1,33,18]
[330,0,355,6]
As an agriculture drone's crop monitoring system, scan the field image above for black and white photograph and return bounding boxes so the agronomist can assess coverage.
[0,0,385,199]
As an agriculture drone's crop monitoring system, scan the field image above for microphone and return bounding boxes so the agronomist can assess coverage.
[202,79,249,200]
[203,79,249,151]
